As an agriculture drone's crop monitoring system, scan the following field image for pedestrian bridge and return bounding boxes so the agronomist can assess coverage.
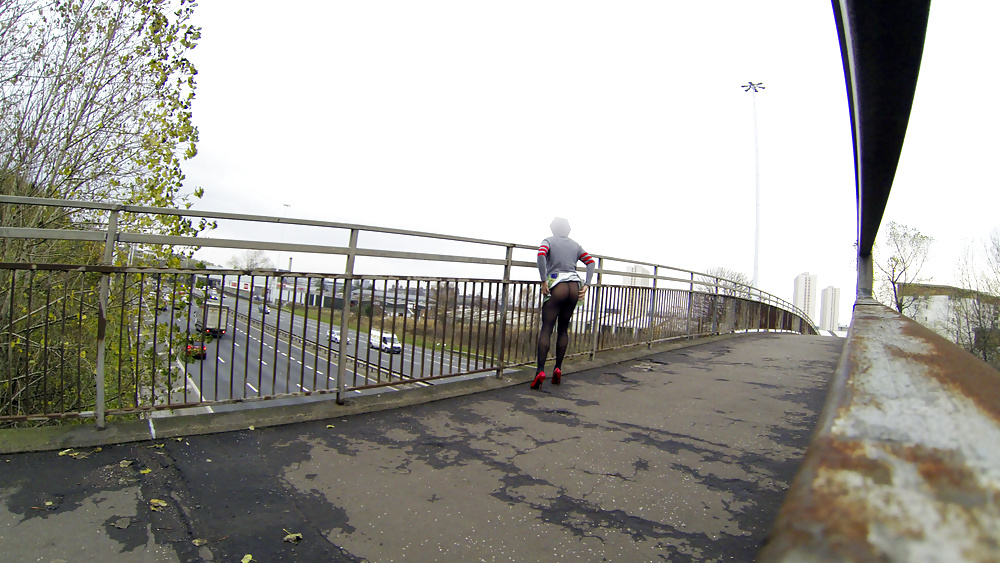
[2,2,999,561]
[0,331,841,562]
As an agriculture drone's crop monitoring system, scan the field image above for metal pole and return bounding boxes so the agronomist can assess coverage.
[496,245,513,379]
[686,272,694,337]
[711,277,719,334]
[588,257,604,360]
[647,266,658,349]
[336,228,358,403]
[95,208,120,429]
[752,89,761,288]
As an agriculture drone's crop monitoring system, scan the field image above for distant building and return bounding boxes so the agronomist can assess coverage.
[625,265,651,287]
[898,283,1000,344]
[793,272,818,323]
[819,286,840,331]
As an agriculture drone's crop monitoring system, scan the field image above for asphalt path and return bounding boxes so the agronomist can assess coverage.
[0,333,844,562]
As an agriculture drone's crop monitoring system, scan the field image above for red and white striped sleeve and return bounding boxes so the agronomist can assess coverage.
[537,240,550,282]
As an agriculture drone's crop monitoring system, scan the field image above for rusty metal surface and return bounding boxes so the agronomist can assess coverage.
[759,300,1000,562]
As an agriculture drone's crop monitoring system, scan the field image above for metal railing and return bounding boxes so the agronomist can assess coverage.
[1,195,815,427]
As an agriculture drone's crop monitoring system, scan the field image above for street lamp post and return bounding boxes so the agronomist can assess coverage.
[742,81,764,288]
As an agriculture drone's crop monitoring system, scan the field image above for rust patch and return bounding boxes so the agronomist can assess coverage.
[893,316,1000,424]
[813,436,892,486]
[887,443,990,508]
[762,437,884,561]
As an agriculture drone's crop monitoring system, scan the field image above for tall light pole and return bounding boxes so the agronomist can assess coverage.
[742,81,765,288]
[276,203,291,272]
[282,203,292,272]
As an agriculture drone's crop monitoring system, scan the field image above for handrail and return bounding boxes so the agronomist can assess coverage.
[0,195,816,331]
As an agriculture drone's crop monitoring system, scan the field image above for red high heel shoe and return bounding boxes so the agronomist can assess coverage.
[530,371,545,390]
[552,368,562,385]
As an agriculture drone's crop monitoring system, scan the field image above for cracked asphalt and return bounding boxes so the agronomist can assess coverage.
[0,333,842,562]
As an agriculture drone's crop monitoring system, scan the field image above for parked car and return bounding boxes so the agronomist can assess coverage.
[329,329,349,344]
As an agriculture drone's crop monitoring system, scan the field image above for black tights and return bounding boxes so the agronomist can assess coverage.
[537,281,579,374]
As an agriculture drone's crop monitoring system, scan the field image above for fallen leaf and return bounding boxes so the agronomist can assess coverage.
[149,499,168,511]
[44,501,53,506]
[192,538,207,546]
[140,468,152,475]
[206,459,212,462]
[241,555,254,563]
[282,530,303,543]
[120,460,133,468]
[248,425,255,431]
[94,447,102,452]
[58,449,74,456]
[147,443,164,449]
[326,425,335,429]
[174,437,184,441]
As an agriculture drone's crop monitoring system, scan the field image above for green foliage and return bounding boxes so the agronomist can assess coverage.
[1,0,207,265]
[0,0,208,426]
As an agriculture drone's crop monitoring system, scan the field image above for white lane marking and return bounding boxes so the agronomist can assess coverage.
[217,357,226,364]
[186,375,204,401]
[247,382,258,392]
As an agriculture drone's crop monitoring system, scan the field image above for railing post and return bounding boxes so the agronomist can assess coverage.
[495,245,513,379]
[95,207,120,429]
[588,257,604,360]
[647,266,658,349]
[336,228,358,403]
[711,277,719,334]
[686,272,694,337]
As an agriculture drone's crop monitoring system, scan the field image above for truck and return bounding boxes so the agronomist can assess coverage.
[369,330,402,353]
[195,304,230,337]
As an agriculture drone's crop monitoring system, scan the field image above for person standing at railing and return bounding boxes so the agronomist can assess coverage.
[532,217,596,390]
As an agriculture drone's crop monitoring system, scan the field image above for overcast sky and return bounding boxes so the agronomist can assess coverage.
[182,1,998,326]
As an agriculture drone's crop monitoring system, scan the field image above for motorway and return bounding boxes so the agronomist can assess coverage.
[164,293,498,406]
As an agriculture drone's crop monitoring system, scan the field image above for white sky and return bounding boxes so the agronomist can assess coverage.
[182,1,999,326]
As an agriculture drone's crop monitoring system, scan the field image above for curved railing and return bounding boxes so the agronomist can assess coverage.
[0,195,815,427]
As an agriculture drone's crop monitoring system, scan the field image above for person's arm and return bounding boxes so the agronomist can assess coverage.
[537,242,550,295]
[579,250,595,286]
[579,249,595,298]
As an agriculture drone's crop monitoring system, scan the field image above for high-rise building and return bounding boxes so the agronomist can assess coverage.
[820,286,841,331]
[793,272,818,323]
[625,265,651,287]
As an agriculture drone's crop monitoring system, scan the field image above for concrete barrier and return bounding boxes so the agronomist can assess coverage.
[759,299,1000,561]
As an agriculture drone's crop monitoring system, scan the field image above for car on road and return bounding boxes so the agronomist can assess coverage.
[329,329,349,344]
[369,330,402,353]
[184,338,207,361]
